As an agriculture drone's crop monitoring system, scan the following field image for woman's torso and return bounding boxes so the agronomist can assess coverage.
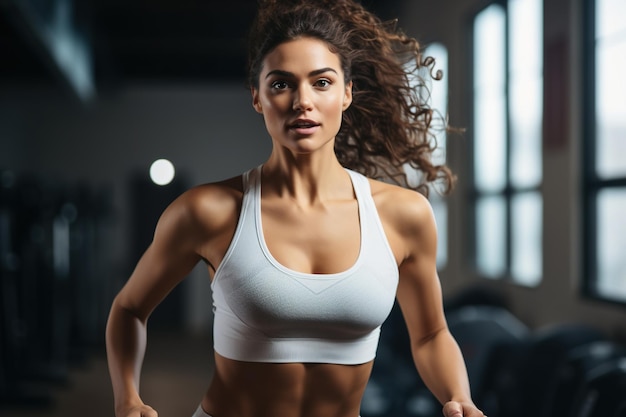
[204,357,373,417]
[194,167,405,417]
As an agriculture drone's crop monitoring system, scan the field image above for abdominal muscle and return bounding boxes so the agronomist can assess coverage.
[201,353,373,417]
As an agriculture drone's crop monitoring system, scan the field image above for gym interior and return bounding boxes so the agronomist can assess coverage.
[1,0,625,416]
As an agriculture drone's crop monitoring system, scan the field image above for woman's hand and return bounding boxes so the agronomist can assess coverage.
[117,404,158,417]
[443,400,486,417]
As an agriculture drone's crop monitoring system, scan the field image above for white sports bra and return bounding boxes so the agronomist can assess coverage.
[211,166,399,364]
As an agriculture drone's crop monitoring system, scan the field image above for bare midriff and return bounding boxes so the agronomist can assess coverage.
[201,353,373,417]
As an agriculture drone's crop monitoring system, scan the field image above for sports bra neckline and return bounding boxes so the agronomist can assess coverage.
[250,165,367,279]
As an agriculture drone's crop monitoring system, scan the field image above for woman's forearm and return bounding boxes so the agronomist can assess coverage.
[106,298,149,415]
[411,328,473,405]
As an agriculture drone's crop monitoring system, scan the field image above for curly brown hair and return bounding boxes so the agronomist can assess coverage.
[247,0,456,196]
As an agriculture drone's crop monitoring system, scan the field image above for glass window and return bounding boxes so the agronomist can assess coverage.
[596,190,626,301]
[473,5,507,193]
[511,192,542,286]
[584,0,626,303]
[424,43,449,268]
[476,196,507,278]
[594,0,626,179]
[405,42,450,268]
[471,0,543,285]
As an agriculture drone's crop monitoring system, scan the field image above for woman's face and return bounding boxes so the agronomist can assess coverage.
[252,37,352,155]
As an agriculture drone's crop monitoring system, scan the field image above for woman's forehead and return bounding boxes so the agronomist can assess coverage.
[261,37,343,76]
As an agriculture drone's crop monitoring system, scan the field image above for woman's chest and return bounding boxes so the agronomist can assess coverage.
[260,200,361,275]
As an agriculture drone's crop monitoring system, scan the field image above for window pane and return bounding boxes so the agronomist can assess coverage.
[511,192,542,286]
[595,37,626,178]
[510,77,543,187]
[474,5,506,88]
[430,194,448,268]
[509,0,543,74]
[596,0,626,39]
[596,189,626,301]
[509,0,543,188]
[476,196,506,278]
[474,93,507,192]
[474,5,507,192]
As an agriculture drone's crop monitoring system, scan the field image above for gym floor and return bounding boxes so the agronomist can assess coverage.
[3,331,215,417]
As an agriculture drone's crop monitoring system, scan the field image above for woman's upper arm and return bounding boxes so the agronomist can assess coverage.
[391,190,448,345]
[113,187,215,322]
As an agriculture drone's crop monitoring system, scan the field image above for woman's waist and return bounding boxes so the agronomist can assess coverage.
[203,354,372,417]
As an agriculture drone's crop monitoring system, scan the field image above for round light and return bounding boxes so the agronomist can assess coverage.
[149,159,175,186]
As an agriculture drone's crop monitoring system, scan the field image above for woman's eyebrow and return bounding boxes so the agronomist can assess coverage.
[265,67,339,79]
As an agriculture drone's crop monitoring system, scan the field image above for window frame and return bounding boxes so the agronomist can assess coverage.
[468,0,544,285]
[581,0,626,305]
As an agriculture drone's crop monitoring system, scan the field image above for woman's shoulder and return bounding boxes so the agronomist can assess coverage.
[367,178,435,231]
[159,174,244,233]
[184,174,244,207]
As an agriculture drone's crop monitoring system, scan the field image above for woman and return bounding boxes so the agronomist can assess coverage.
[106,1,485,416]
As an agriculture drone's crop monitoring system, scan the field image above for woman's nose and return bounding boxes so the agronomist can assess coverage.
[293,86,313,111]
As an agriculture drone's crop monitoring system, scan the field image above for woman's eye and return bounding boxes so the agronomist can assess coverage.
[315,79,331,88]
[271,81,289,90]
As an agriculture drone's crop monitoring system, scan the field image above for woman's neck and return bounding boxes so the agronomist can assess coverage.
[261,153,352,207]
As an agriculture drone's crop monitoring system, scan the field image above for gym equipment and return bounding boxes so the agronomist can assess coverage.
[480,322,606,417]
[572,356,626,417]
[543,340,626,417]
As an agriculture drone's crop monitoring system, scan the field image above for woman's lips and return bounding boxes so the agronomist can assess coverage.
[288,119,320,135]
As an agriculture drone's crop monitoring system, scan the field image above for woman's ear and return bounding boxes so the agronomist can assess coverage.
[251,88,263,113]
[342,81,353,111]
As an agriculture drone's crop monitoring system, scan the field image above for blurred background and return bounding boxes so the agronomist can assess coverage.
[1,0,625,416]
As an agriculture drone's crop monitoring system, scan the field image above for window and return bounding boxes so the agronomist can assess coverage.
[425,43,449,269]
[405,42,449,268]
[583,0,626,303]
[471,0,543,285]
